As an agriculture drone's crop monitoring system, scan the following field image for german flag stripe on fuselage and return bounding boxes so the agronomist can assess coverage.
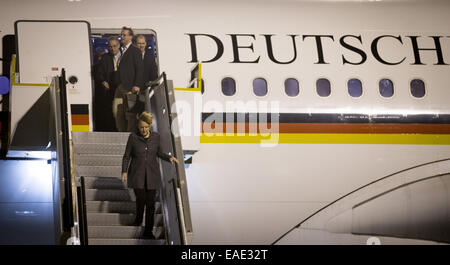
[200,112,450,145]
[71,104,89,132]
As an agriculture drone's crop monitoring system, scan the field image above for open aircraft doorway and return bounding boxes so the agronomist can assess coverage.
[90,28,158,132]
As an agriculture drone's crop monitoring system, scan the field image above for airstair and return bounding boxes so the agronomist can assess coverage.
[73,131,166,245]
[1,21,194,245]
[73,74,193,245]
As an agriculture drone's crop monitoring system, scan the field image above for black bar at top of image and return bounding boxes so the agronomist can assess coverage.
[201,112,450,124]
[70,104,89,115]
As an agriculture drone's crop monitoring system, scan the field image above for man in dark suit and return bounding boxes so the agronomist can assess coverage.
[95,36,121,131]
[136,34,158,85]
[113,26,144,132]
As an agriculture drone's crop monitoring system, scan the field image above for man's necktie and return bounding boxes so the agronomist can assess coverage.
[113,55,118,71]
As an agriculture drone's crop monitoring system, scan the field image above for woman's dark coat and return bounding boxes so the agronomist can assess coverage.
[122,132,172,189]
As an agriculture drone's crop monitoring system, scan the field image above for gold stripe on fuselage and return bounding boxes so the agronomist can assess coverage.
[200,133,450,145]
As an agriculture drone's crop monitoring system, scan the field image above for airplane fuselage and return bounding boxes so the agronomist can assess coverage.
[1,0,450,244]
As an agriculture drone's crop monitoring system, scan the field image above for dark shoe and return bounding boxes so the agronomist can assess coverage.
[142,230,155,239]
[132,220,142,226]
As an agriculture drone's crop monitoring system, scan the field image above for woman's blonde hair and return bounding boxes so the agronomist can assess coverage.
[139,112,154,127]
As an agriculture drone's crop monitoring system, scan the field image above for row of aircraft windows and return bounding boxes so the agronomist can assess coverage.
[205,77,426,98]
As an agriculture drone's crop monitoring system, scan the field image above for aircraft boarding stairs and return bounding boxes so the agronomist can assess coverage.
[73,132,165,245]
[72,73,193,245]
[4,20,194,243]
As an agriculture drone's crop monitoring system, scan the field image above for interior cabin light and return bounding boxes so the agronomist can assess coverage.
[0,76,10,95]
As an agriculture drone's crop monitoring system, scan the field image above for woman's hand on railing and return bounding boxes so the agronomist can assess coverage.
[170,156,179,164]
[121,172,127,183]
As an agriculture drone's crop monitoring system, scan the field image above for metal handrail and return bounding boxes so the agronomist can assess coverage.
[144,71,192,244]
[145,72,165,88]
[76,176,88,245]
[58,69,75,232]
[161,73,189,244]
[143,72,166,113]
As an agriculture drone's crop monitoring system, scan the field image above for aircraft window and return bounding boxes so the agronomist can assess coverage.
[253,78,268,97]
[284,78,299,97]
[316,78,331,97]
[410,79,425,98]
[221,77,236,96]
[379,79,394,98]
[348,78,362,97]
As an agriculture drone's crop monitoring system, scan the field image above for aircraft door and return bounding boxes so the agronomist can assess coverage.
[14,20,93,133]
[90,28,158,132]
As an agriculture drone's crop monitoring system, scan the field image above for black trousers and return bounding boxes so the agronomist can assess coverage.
[133,188,156,234]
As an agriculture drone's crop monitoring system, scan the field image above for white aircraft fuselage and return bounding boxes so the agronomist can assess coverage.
[1,0,450,244]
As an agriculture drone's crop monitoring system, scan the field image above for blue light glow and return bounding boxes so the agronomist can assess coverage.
[0,76,10,95]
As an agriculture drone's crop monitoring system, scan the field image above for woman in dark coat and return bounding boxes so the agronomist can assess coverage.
[121,111,178,239]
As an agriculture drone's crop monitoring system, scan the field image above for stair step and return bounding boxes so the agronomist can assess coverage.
[88,226,165,239]
[86,201,135,213]
[87,213,164,226]
[87,213,135,226]
[88,225,144,239]
[73,131,130,144]
[76,166,122,178]
[88,238,165,245]
[85,189,136,202]
[73,143,126,155]
[82,176,126,190]
[86,201,162,214]
[74,154,122,166]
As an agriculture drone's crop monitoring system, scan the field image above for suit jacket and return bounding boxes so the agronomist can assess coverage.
[118,44,144,91]
[96,52,120,89]
[142,50,158,86]
[122,132,172,189]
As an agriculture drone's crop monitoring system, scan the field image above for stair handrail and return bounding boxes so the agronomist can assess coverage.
[145,72,165,88]
[57,69,76,235]
[143,70,193,244]
[143,73,165,113]
[161,72,191,244]
[49,69,78,243]
[76,176,88,245]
